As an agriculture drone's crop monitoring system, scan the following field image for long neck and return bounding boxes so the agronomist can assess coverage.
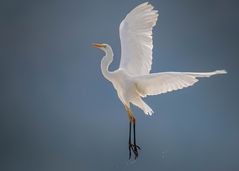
[101,47,114,80]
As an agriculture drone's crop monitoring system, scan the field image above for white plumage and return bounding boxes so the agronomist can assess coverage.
[93,2,227,116]
[119,2,158,76]
[93,2,227,159]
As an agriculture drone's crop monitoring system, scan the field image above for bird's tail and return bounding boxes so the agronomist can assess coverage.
[142,102,154,116]
[131,97,154,116]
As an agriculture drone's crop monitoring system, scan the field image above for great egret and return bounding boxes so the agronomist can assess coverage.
[93,2,226,159]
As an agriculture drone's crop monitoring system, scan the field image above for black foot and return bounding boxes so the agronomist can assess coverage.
[129,143,141,159]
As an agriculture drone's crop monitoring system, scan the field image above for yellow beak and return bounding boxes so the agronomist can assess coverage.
[92,43,106,48]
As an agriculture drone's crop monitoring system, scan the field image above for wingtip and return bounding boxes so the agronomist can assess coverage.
[137,2,149,7]
[138,2,154,8]
[215,70,227,74]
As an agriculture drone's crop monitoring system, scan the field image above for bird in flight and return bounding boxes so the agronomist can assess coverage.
[93,2,226,159]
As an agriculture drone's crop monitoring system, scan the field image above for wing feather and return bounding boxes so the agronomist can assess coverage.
[119,2,159,76]
[134,70,226,96]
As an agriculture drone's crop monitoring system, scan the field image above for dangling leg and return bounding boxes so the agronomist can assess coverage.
[133,119,141,159]
[125,105,141,159]
[128,121,132,159]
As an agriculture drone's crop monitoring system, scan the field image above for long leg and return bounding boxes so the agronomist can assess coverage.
[128,121,132,159]
[125,105,141,159]
[133,119,141,159]
[133,121,136,146]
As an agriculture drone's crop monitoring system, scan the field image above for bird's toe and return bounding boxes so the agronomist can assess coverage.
[128,143,141,159]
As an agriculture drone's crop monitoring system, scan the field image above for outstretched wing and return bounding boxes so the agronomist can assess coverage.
[134,70,227,97]
[119,2,158,76]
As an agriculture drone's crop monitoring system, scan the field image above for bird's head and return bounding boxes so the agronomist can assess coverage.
[92,43,111,53]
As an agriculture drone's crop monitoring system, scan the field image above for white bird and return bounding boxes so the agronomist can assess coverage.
[93,2,226,159]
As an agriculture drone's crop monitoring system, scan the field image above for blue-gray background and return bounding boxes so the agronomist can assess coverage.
[1,0,239,170]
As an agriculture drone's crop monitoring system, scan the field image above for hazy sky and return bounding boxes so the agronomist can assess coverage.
[1,0,239,171]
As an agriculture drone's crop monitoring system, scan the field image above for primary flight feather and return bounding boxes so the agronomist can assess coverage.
[93,2,226,159]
